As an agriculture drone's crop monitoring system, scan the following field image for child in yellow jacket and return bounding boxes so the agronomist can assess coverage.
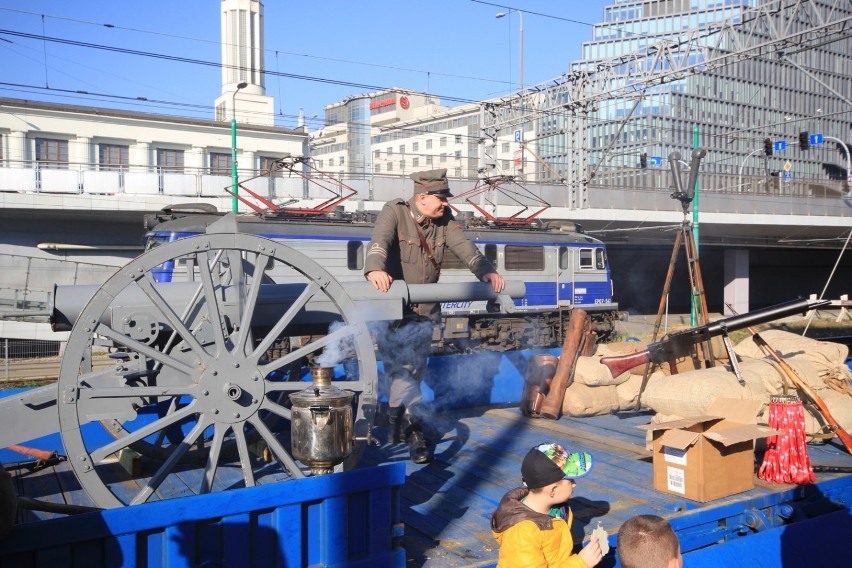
[491,442,603,568]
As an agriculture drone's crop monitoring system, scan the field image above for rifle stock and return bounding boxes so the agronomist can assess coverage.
[599,298,830,378]
[599,350,651,378]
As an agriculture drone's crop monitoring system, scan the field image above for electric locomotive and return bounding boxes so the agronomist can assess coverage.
[143,204,620,354]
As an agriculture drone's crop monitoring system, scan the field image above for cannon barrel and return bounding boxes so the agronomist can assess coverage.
[703,297,829,337]
[51,280,526,332]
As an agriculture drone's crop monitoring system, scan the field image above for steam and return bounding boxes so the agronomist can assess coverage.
[314,320,348,368]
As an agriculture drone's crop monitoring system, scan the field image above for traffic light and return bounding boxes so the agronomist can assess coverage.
[640,152,648,168]
[763,138,773,156]
[799,131,810,150]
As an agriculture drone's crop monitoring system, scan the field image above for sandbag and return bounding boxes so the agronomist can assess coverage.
[574,356,632,387]
[562,382,621,417]
[641,359,772,417]
[734,330,849,372]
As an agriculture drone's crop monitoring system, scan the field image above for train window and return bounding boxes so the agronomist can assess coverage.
[505,245,544,271]
[485,244,497,266]
[347,241,364,270]
[441,247,467,270]
[596,248,607,270]
[559,246,570,270]
[579,249,593,269]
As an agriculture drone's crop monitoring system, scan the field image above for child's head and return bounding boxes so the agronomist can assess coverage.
[521,442,593,497]
[617,514,682,568]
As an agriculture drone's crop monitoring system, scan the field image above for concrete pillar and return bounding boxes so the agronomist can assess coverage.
[187,147,205,172]
[723,249,749,316]
[132,142,151,171]
[72,136,91,167]
[8,131,27,165]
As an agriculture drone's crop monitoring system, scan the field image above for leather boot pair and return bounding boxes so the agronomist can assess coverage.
[387,406,405,444]
[401,408,432,464]
[386,406,432,464]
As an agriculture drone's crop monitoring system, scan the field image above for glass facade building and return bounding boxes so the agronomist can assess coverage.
[562,0,852,191]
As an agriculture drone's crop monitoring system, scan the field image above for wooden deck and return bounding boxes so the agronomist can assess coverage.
[5,402,852,567]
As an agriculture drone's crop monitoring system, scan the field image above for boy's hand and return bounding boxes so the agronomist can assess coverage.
[578,537,603,567]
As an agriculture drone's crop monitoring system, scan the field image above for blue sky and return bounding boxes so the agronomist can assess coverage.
[0,1,610,130]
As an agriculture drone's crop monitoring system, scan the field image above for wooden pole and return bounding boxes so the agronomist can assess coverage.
[540,309,588,420]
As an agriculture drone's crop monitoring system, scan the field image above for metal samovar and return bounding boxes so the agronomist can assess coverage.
[290,366,354,475]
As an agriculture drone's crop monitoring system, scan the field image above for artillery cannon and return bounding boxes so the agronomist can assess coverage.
[0,215,524,509]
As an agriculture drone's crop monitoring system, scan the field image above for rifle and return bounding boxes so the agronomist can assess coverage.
[599,298,831,378]
[725,303,852,455]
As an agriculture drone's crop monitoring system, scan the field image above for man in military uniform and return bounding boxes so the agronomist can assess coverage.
[365,168,505,463]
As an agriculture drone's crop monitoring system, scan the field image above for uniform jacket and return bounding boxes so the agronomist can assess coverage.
[364,198,496,315]
[491,487,589,568]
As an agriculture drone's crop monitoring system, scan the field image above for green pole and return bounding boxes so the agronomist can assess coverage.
[231,117,239,213]
[691,126,700,326]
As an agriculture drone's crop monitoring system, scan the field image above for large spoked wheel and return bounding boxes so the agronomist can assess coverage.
[57,221,377,509]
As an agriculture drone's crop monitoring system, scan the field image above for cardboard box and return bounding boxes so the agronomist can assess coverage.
[636,398,783,502]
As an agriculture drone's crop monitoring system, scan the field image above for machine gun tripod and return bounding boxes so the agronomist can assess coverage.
[637,150,713,407]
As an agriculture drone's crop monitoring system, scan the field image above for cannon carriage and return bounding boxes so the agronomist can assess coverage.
[0,215,524,509]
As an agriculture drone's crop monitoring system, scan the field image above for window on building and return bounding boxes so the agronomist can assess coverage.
[387,147,393,156]
[36,138,69,169]
[440,153,447,163]
[455,134,462,144]
[374,150,381,159]
[157,148,184,172]
[399,144,405,154]
[209,152,231,175]
[426,139,433,149]
[387,162,393,172]
[505,245,544,271]
[440,137,447,147]
[454,167,461,177]
[338,156,344,166]
[374,164,381,173]
[502,160,510,170]
[258,156,282,176]
[98,143,129,171]
[399,159,406,170]
[412,142,419,152]
[454,150,461,160]
[502,142,510,153]
[426,155,433,165]
[413,157,419,168]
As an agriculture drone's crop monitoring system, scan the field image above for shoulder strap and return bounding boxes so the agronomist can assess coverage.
[407,207,441,275]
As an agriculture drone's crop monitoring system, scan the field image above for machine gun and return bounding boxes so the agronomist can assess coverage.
[599,298,830,378]
[0,214,525,509]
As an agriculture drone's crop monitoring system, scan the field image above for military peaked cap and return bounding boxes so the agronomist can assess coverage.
[411,168,453,198]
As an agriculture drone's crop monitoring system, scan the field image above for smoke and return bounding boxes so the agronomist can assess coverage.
[314,320,348,368]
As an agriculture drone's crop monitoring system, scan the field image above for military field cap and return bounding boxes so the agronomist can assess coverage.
[521,442,593,489]
[411,168,453,198]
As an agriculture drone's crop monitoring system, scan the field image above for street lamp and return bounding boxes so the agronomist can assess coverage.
[231,81,248,213]
[495,10,523,96]
[496,10,524,178]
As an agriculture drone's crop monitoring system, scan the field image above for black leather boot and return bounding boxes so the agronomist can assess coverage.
[387,406,405,444]
[401,411,432,464]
